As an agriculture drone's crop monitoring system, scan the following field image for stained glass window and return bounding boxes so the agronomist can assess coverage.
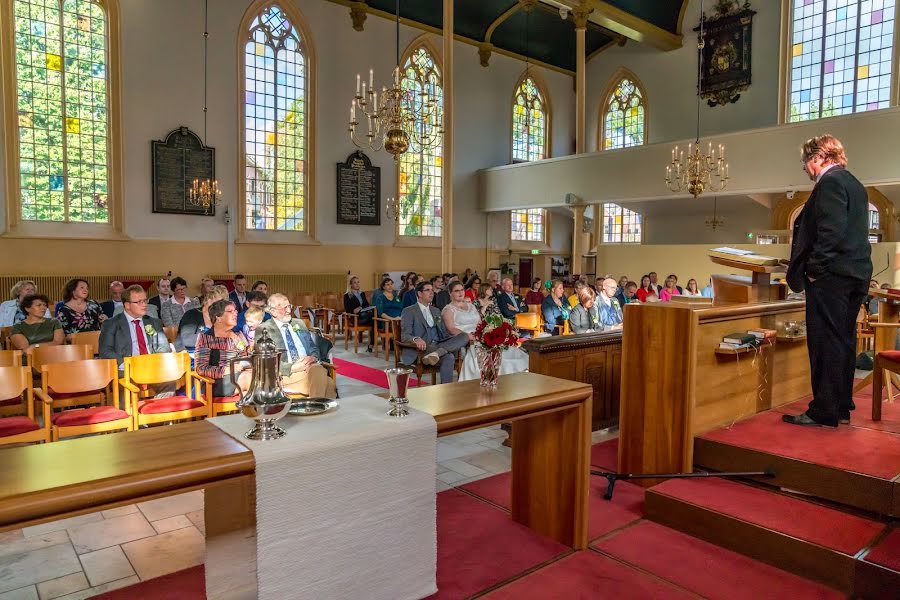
[602,203,641,244]
[602,77,645,150]
[512,76,547,162]
[399,46,443,237]
[788,0,896,122]
[243,4,307,231]
[511,208,544,242]
[13,0,110,223]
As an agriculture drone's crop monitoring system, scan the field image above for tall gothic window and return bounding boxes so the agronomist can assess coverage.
[601,74,646,150]
[602,203,641,243]
[788,0,896,121]
[511,208,545,242]
[243,4,308,231]
[511,75,548,162]
[11,0,112,222]
[398,45,443,237]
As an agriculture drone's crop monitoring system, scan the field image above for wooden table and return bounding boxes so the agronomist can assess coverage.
[856,289,900,395]
[404,372,593,549]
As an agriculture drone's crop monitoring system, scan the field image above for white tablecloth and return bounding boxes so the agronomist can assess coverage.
[209,394,437,600]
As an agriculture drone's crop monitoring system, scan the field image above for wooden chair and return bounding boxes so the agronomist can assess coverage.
[325,294,346,336]
[164,326,179,345]
[389,325,438,386]
[373,308,400,361]
[344,312,372,353]
[191,372,241,417]
[71,330,101,356]
[0,350,22,367]
[872,350,900,421]
[26,344,93,374]
[0,366,50,446]
[0,351,24,416]
[516,312,542,337]
[0,326,12,350]
[856,306,874,354]
[121,352,210,428]
[35,359,132,441]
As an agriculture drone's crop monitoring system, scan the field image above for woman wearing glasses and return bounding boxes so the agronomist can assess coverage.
[195,300,252,397]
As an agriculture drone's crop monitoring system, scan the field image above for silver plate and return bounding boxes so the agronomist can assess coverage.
[288,397,339,416]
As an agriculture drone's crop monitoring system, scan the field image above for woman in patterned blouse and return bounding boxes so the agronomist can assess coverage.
[195,300,251,398]
[56,279,106,341]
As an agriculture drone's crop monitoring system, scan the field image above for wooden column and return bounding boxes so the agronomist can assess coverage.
[442,0,454,274]
[592,204,602,252]
[573,5,592,154]
[571,205,586,275]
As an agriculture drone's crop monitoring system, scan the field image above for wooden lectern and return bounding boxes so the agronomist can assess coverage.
[709,256,787,304]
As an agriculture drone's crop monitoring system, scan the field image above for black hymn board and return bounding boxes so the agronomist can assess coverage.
[337,151,380,225]
[151,127,216,216]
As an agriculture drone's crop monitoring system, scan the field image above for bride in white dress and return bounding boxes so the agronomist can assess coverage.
[441,282,529,382]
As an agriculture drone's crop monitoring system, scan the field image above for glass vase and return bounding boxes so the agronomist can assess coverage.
[478,346,502,388]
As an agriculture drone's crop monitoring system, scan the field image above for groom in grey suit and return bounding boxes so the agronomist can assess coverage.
[400,281,469,384]
[99,285,170,369]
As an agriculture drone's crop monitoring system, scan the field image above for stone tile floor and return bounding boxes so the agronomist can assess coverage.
[0,342,619,599]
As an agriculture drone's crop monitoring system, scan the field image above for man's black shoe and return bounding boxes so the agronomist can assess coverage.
[782,412,837,428]
[839,412,851,425]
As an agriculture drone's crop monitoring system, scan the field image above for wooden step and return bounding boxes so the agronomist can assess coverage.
[644,477,887,593]
[854,528,900,600]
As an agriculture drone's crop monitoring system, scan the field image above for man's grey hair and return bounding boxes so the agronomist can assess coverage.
[267,292,289,308]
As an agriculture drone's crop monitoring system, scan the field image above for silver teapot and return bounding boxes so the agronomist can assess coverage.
[229,329,292,440]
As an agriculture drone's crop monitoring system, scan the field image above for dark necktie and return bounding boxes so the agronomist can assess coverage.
[283,323,300,362]
[132,319,149,355]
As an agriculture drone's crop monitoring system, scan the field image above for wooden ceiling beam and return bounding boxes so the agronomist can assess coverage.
[556,0,683,51]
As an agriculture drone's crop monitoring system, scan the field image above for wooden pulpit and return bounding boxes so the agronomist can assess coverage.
[709,256,787,304]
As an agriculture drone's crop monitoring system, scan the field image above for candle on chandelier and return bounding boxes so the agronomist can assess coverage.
[724,163,729,178]
[351,101,355,122]
[369,68,374,89]
[356,73,360,96]
[372,90,378,110]
[719,144,725,160]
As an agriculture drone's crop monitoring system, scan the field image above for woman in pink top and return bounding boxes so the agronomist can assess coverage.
[659,275,682,301]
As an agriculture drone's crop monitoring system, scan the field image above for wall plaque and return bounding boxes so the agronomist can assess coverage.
[151,127,216,216]
[695,1,756,107]
[336,151,380,225]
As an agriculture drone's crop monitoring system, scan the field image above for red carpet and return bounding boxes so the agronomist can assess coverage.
[864,528,900,571]
[481,550,695,599]
[698,410,900,479]
[774,395,900,434]
[92,565,204,599]
[459,470,644,541]
[590,437,618,470]
[651,478,885,555]
[332,357,424,387]
[428,488,568,599]
[593,521,842,600]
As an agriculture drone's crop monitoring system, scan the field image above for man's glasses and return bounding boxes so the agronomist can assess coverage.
[126,299,148,305]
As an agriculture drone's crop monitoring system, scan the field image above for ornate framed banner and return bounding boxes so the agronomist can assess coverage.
[695,1,756,107]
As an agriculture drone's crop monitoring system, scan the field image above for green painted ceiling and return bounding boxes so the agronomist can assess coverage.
[363,1,685,72]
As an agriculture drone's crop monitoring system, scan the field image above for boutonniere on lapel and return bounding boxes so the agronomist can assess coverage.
[611,298,621,311]
[291,322,305,335]
[144,324,157,337]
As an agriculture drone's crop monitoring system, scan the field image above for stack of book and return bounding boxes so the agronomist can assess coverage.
[748,328,777,342]
[719,332,760,351]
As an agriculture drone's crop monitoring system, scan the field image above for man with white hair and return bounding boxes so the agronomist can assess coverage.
[498,277,528,320]
[100,281,125,319]
[256,293,336,398]
[596,278,624,330]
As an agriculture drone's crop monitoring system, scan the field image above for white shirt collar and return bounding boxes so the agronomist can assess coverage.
[816,163,838,182]
[123,309,142,321]
[417,302,434,325]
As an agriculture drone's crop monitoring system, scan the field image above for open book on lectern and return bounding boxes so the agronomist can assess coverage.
[708,247,781,267]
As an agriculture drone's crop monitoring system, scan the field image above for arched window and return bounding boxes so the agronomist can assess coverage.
[8,0,118,224]
[511,208,545,242]
[511,74,549,162]
[787,1,897,122]
[241,2,312,232]
[602,203,641,244]
[600,71,647,150]
[398,43,443,238]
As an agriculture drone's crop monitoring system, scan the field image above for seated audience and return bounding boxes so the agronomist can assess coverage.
[867,279,880,314]
[99,285,170,369]
[344,275,374,352]
[569,288,601,333]
[100,281,125,318]
[251,280,269,295]
[195,300,252,397]
[229,274,249,311]
[524,278,545,306]
[463,275,482,303]
[701,278,715,298]
[400,281,469,384]
[56,278,105,341]
[498,277,528,320]
[10,295,64,350]
[596,278,624,330]
[160,277,200,327]
[0,280,49,327]
[239,306,266,344]
[636,275,658,303]
[375,277,403,329]
[148,277,172,316]
[371,272,391,305]
[649,272,663,295]
[568,280,588,308]
[487,271,501,291]
[615,281,639,306]
[235,291,270,333]
[401,275,421,308]
[433,274,457,311]
[475,283,501,318]
[672,274,684,294]
[542,279,570,334]
[199,277,215,300]
[616,276,629,297]
[682,278,703,297]
[177,285,229,353]
[257,293,336,398]
[461,268,474,285]
[659,275,681,301]
[881,282,891,290]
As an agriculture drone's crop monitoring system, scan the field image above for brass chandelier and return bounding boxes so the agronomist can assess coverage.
[665,0,729,198]
[348,0,442,161]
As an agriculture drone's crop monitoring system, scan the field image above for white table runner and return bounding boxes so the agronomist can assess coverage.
[209,394,437,600]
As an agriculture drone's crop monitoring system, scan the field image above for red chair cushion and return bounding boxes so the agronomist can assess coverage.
[138,396,205,415]
[0,416,40,438]
[214,395,240,405]
[878,350,900,363]
[0,397,22,407]
[52,406,129,427]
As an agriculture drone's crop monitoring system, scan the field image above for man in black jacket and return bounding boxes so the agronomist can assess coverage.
[785,135,872,427]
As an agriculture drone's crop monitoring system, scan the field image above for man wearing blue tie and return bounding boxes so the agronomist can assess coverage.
[498,277,528,321]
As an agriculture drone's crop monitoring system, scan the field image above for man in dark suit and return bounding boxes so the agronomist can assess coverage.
[497,277,528,321]
[432,274,458,311]
[400,281,469,384]
[257,293,335,398]
[99,285,170,370]
[148,277,171,316]
[785,135,872,428]
[229,274,249,312]
[100,281,125,319]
